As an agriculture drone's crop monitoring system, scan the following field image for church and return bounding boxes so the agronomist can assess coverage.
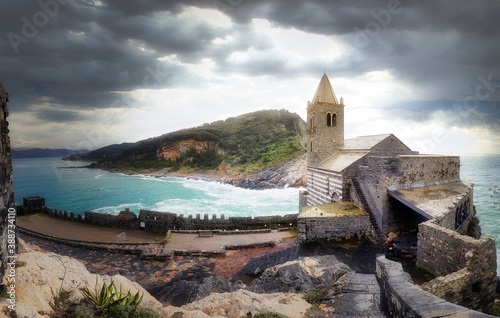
[300,73,474,236]
[298,73,498,311]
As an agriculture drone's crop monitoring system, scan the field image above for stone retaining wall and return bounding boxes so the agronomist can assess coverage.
[297,214,373,243]
[376,255,495,317]
[42,206,297,233]
[416,220,497,310]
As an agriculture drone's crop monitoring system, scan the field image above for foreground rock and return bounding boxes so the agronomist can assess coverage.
[250,255,350,294]
[155,275,243,307]
[1,240,316,318]
[0,240,162,317]
[163,289,311,318]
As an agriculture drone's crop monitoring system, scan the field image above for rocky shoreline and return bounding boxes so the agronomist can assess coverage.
[78,154,307,190]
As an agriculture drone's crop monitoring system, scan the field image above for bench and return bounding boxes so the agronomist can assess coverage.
[198,230,213,237]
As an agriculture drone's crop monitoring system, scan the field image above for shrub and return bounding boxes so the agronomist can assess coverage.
[335,269,348,280]
[303,289,328,305]
[107,304,159,318]
[253,311,284,318]
[80,279,143,313]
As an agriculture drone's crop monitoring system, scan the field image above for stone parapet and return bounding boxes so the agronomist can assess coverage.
[376,255,495,317]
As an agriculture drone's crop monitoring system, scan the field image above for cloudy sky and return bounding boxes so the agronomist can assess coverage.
[1,0,499,155]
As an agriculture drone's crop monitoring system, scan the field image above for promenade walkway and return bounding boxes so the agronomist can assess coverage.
[17,213,292,252]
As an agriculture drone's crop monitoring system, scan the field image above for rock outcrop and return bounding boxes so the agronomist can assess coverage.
[249,255,350,294]
[157,139,224,162]
[225,153,307,189]
[155,275,244,306]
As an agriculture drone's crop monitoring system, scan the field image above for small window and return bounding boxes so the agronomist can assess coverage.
[327,113,332,126]
[332,113,337,127]
[310,141,313,152]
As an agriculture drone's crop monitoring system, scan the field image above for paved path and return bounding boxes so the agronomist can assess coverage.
[332,273,388,317]
[18,213,161,243]
[18,213,292,252]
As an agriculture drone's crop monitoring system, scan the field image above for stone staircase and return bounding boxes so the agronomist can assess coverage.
[331,273,389,317]
[351,177,386,242]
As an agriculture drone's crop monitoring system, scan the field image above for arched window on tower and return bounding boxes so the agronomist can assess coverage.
[326,113,331,127]
[332,113,337,127]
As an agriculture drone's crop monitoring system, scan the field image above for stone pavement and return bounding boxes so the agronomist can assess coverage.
[332,273,388,317]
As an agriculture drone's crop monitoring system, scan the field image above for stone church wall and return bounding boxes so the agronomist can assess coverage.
[369,135,415,156]
[306,167,343,206]
[355,155,460,232]
[417,220,497,310]
[0,83,15,283]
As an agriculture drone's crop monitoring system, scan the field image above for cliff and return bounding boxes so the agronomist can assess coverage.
[157,140,224,162]
[66,109,307,188]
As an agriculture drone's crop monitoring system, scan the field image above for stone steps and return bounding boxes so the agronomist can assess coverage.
[352,178,386,242]
[331,273,389,318]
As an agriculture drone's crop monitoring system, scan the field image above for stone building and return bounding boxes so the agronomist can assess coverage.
[0,83,15,283]
[301,73,474,234]
[298,74,497,311]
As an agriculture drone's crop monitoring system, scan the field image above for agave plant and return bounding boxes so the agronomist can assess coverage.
[80,278,143,312]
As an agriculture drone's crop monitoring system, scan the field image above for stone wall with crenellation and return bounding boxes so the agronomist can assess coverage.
[41,206,297,233]
[0,83,15,283]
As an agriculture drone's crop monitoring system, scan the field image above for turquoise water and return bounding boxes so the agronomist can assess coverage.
[460,155,500,272]
[12,158,300,217]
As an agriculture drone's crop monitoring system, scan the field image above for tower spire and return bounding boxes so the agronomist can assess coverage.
[311,73,338,105]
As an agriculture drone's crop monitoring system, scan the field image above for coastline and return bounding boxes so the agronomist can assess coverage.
[73,154,307,190]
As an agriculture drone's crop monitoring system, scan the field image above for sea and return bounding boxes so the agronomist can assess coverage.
[12,155,500,270]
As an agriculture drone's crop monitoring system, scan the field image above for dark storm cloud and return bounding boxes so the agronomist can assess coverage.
[1,0,499,127]
[214,0,500,99]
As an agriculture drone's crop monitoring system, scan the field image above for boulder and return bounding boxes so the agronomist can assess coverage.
[250,255,349,294]
[192,275,244,302]
[156,280,198,307]
[156,275,243,306]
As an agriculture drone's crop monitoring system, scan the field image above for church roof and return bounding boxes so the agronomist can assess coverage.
[318,134,396,172]
[319,151,368,172]
[311,73,339,104]
[343,134,393,150]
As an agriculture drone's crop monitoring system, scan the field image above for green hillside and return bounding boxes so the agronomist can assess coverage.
[87,109,306,173]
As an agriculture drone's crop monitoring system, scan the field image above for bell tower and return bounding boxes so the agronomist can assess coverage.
[307,73,344,167]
